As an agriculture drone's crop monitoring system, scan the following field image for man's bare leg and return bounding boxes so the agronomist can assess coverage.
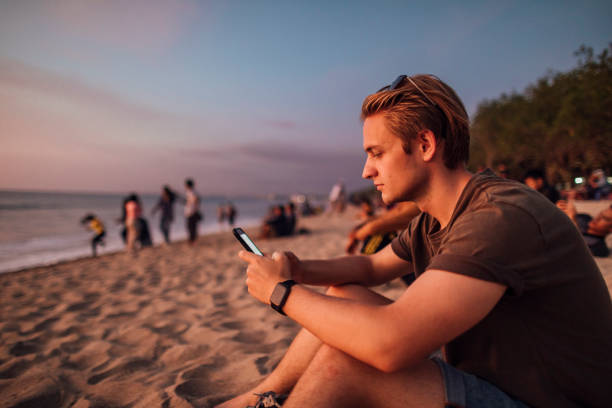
[285,344,444,408]
[216,285,392,408]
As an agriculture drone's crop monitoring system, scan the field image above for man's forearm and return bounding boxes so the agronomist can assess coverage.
[282,285,412,372]
[297,256,374,286]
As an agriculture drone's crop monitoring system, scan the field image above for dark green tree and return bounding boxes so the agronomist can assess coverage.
[470,44,612,184]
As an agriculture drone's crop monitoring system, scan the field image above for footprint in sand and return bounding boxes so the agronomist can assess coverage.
[79,305,101,318]
[86,358,155,385]
[66,301,92,312]
[212,292,229,307]
[231,330,266,344]
[220,321,244,330]
[181,355,227,379]
[59,335,90,354]
[104,310,139,320]
[215,273,226,285]
[110,279,127,292]
[19,316,60,335]
[146,321,190,336]
[10,337,43,356]
[0,359,31,379]
[255,356,269,375]
[12,290,25,299]
[175,378,219,402]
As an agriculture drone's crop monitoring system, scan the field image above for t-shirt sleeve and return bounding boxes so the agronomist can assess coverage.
[391,227,413,262]
[427,203,545,296]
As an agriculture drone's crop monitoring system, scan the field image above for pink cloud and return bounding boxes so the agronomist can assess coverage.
[0,59,208,138]
[48,0,201,55]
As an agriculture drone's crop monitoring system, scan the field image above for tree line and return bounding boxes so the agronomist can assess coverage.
[469,44,612,184]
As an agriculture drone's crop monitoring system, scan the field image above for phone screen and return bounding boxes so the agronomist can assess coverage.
[233,228,263,256]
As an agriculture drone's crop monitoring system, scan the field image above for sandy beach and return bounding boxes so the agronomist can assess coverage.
[1,201,610,408]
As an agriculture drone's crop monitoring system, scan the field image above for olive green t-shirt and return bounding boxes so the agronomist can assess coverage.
[391,170,612,407]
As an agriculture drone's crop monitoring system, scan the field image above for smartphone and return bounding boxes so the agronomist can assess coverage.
[232,227,264,256]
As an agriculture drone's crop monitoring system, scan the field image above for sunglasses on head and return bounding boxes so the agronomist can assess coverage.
[377,74,447,138]
[377,75,439,106]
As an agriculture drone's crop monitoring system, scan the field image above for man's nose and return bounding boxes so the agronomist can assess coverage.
[362,159,376,180]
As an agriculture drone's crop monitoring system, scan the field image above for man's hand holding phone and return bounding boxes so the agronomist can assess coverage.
[238,250,292,305]
[233,227,304,308]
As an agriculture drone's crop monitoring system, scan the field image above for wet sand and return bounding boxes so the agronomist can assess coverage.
[0,201,610,408]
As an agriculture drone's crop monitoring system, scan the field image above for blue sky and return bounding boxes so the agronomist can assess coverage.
[1,0,610,195]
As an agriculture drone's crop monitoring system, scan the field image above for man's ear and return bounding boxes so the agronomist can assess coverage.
[417,129,437,162]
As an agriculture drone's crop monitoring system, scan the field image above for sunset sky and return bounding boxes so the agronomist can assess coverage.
[1,1,610,195]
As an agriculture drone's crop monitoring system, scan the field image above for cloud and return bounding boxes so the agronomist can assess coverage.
[0,60,178,123]
[0,59,230,147]
[48,0,201,55]
[0,60,370,194]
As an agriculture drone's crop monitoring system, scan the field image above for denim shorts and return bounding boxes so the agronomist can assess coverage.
[432,358,530,408]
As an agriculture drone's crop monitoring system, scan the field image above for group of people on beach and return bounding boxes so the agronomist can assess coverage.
[260,202,298,239]
[81,178,204,256]
[217,74,611,408]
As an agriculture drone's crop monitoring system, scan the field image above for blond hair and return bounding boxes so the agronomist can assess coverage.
[361,75,470,169]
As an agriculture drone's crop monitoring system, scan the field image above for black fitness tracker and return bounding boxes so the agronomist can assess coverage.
[270,280,297,315]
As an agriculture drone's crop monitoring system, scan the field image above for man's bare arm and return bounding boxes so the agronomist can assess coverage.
[354,201,420,240]
[294,244,411,287]
[283,269,506,372]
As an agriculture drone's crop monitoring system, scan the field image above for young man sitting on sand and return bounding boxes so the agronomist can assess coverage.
[218,75,612,408]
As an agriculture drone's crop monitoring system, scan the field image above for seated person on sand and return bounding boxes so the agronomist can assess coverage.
[586,169,611,200]
[347,200,421,286]
[346,200,420,255]
[218,75,612,408]
[261,205,292,239]
[355,197,376,221]
[522,168,560,203]
[557,196,612,257]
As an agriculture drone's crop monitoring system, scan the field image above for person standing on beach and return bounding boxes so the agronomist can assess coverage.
[219,75,612,408]
[226,202,237,227]
[184,178,202,245]
[124,193,142,254]
[327,179,346,214]
[152,185,177,244]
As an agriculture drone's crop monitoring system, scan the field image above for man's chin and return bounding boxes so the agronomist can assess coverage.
[382,192,413,206]
[381,193,396,206]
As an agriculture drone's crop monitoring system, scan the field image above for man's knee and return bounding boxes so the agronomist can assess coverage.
[310,344,363,380]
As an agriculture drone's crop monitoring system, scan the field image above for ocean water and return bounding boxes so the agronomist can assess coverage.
[0,190,291,273]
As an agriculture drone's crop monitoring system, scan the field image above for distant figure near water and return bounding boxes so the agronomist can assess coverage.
[184,179,202,245]
[121,193,152,254]
[152,185,177,244]
[226,202,237,227]
[328,179,346,214]
[125,193,142,254]
[217,201,237,231]
[80,214,105,257]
